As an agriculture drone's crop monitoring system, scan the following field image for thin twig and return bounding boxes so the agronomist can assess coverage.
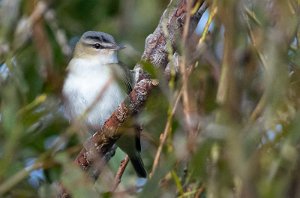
[248,92,267,123]
[216,1,243,121]
[150,89,183,177]
[180,0,199,151]
[198,4,217,45]
[13,1,48,50]
[111,155,130,192]
[44,10,72,57]
[244,7,268,123]
[244,7,267,70]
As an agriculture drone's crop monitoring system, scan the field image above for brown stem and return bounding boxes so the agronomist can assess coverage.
[180,0,199,152]
[111,155,130,192]
[150,89,183,177]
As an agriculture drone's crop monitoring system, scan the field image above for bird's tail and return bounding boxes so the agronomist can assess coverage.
[129,153,147,178]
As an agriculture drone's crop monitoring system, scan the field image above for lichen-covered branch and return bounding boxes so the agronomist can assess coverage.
[136,0,206,72]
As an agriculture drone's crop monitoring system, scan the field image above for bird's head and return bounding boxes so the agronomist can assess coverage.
[73,31,124,63]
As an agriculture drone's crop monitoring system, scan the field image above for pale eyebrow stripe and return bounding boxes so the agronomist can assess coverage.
[81,40,115,49]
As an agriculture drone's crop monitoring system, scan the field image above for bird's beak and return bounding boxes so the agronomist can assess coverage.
[112,44,126,51]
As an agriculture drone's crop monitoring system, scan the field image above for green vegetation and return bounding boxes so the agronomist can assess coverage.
[1,0,300,197]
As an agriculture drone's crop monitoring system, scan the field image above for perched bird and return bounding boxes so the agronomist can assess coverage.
[62,31,147,178]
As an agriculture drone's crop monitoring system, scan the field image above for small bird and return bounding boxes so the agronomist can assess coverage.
[62,31,147,178]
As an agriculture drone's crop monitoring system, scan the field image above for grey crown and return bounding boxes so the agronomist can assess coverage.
[81,31,116,45]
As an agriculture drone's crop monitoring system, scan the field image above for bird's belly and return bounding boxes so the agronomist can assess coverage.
[63,75,127,130]
[87,83,126,128]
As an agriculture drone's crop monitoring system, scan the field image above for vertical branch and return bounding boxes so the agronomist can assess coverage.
[32,18,54,81]
[180,0,201,152]
[216,1,243,122]
[213,2,250,196]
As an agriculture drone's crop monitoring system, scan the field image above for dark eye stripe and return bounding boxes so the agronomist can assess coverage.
[82,40,115,49]
[93,43,103,49]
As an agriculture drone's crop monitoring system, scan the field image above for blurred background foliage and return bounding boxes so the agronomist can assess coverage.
[0,0,300,197]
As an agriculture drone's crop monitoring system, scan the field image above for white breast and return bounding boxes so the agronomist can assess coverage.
[62,58,127,131]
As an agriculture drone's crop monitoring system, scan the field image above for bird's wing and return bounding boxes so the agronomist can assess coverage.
[109,62,133,93]
[112,63,142,161]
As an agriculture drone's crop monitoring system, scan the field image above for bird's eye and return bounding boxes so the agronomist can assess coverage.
[93,43,102,49]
